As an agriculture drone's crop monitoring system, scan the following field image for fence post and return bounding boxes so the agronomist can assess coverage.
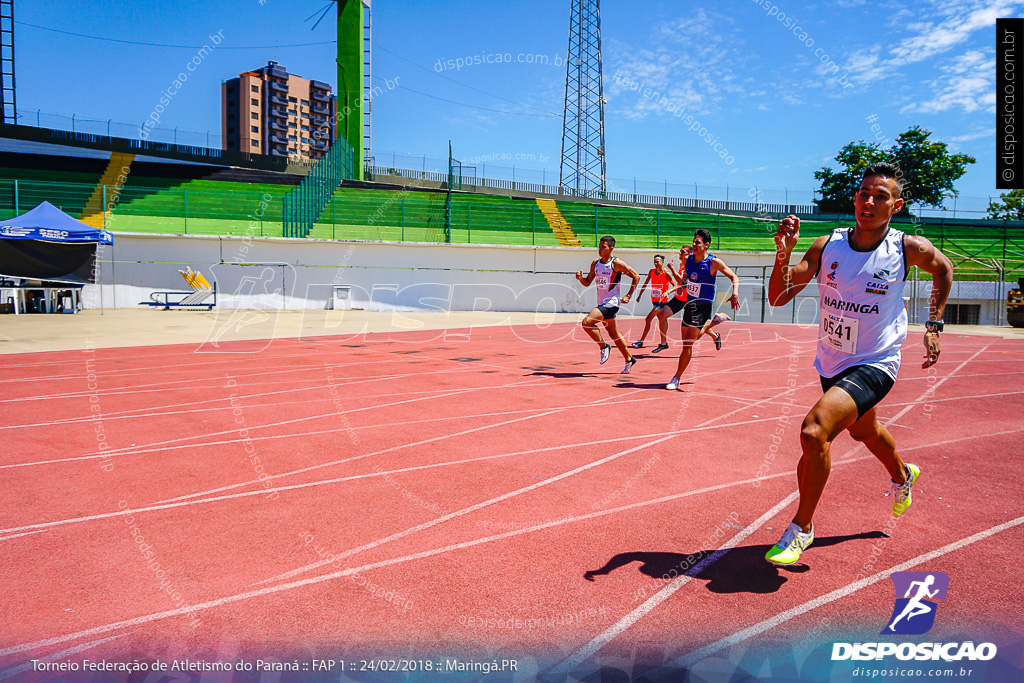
[468,203,472,243]
[401,198,405,241]
[760,266,767,323]
[260,193,264,237]
[656,210,660,248]
[595,206,599,247]
[13,179,17,214]
[102,185,107,229]
[716,211,721,248]
[183,188,188,234]
[532,204,536,245]
[332,195,335,240]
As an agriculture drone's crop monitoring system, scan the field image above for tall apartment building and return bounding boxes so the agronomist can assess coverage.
[221,60,337,160]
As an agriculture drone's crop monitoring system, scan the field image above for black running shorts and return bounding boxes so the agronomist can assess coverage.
[681,300,713,328]
[665,296,686,315]
[597,304,619,320]
[820,364,896,419]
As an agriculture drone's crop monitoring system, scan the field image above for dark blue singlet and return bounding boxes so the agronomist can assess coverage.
[685,253,716,302]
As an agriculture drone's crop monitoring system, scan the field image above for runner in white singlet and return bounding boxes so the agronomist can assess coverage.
[576,235,642,374]
[763,163,953,566]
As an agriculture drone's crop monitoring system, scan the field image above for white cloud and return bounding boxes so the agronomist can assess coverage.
[606,8,752,120]
[902,49,995,114]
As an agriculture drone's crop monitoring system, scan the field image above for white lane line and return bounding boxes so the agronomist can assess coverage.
[251,382,813,585]
[0,529,50,542]
[0,416,785,536]
[549,492,800,676]
[157,392,659,503]
[0,379,548,471]
[0,467,813,659]
[252,432,685,585]
[0,362,481,405]
[673,514,1024,669]
[3,424,1015,662]
[0,373,545,431]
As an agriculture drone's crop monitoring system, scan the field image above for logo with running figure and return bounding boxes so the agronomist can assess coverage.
[882,571,950,635]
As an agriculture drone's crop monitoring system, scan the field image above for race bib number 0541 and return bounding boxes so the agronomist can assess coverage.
[821,312,859,355]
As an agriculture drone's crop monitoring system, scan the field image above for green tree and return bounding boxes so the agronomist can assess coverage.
[814,126,975,214]
[988,189,1024,221]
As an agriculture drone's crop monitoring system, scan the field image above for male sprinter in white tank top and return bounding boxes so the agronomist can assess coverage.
[576,235,642,374]
[765,163,952,565]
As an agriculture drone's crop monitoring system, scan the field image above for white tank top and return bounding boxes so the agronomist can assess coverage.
[594,258,621,307]
[814,228,908,380]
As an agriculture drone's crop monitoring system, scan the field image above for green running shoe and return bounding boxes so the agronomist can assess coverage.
[887,463,920,518]
[765,522,814,565]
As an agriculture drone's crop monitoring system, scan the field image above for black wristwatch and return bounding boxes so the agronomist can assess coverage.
[926,320,944,333]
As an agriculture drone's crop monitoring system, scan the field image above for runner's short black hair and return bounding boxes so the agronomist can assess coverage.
[863,162,905,194]
[599,235,615,246]
[694,229,712,245]
[654,254,664,260]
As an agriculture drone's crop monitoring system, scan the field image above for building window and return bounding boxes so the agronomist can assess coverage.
[228,140,237,148]
[288,122,297,128]
[251,84,259,92]
[288,135,297,141]
[301,112,309,119]
[301,137,309,143]
[251,98,258,106]
[251,112,259,120]
[227,126,235,135]
[301,125,309,131]
[251,140,259,148]
[301,99,309,106]
[227,113,235,121]
[251,125,258,133]
[289,109,297,116]
[288,96,297,103]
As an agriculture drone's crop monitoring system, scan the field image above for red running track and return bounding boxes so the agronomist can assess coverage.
[1,321,1022,676]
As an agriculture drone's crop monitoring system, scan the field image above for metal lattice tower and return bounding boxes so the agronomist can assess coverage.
[559,0,605,197]
[0,0,15,125]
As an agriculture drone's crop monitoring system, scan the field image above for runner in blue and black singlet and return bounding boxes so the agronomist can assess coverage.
[664,229,741,391]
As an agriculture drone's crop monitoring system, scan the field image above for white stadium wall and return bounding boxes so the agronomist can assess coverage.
[84,233,1007,326]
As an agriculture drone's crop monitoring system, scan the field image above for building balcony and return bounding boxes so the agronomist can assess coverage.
[269,79,289,93]
[268,107,289,119]
[269,120,288,132]
[269,148,289,157]
[311,103,329,115]
[270,133,289,144]
[269,94,288,106]
[311,90,329,102]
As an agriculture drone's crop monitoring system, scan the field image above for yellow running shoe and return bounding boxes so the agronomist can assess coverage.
[765,522,814,565]
[887,463,920,517]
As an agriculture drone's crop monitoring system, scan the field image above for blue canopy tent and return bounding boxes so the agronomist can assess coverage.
[0,201,113,283]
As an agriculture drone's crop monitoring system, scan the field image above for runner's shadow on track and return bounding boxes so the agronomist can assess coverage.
[526,371,623,378]
[583,532,887,594]
[615,380,694,389]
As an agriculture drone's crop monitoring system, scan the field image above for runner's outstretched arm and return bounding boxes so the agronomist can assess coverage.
[712,258,741,310]
[905,234,953,369]
[614,259,642,305]
[768,214,828,307]
[576,260,597,287]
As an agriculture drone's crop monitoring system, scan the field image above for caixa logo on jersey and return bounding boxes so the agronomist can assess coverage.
[831,572,997,662]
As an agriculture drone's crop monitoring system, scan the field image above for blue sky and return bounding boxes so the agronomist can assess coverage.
[15,0,1012,215]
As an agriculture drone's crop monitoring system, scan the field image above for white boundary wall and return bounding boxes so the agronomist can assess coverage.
[88,233,780,316]
[84,233,1009,326]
